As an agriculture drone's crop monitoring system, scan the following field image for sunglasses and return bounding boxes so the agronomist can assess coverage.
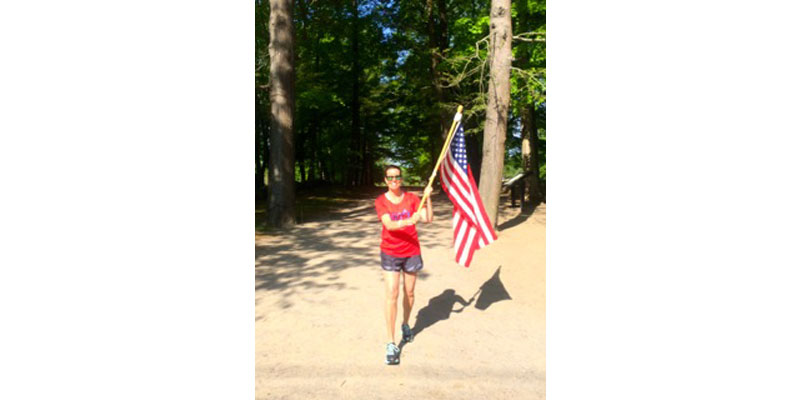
[385,175,403,181]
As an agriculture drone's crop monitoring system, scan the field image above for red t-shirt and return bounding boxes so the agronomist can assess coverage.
[375,192,421,257]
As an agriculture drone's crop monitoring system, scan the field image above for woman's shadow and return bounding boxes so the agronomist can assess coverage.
[402,266,511,351]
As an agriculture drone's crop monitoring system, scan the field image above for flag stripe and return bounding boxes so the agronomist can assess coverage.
[443,154,497,244]
[461,164,497,243]
[439,117,498,268]
[465,166,498,242]
[443,153,491,240]
[453,214,468,255]
[441,159,480,225]
[458,227,477,266]
[464,237,477,267]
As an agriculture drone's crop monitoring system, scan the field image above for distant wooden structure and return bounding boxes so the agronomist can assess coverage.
[502,170,541,208]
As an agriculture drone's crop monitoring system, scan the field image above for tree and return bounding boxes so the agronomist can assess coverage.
[347,0,363,186]
[255,0,545,201]
[426,0,450,166]
[478,0,512,227]
[255,90,268,199]
[513,0,546,205]
[268,0,296,227]
[255,0,270,199]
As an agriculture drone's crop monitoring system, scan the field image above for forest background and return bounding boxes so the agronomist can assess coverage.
[255,0,545,228]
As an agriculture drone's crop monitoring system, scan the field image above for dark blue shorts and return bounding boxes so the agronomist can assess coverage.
[380,251,423,273]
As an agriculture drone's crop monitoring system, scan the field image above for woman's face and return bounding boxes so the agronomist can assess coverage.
[384,168,403,190]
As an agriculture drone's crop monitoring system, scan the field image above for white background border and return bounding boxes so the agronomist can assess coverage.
[1,0,799,398]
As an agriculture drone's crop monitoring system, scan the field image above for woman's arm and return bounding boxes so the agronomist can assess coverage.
[424,189,433,222]
[417,186,434,223]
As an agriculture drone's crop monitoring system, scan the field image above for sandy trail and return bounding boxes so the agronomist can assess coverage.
[256,191,545,399]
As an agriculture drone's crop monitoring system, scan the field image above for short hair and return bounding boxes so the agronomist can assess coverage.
[384,165,402,176]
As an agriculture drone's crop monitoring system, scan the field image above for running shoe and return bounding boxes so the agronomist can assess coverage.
[385,342,400,365]
[401,324,414,343]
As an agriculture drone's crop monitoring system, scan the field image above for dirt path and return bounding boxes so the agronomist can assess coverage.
[255,191,545,399]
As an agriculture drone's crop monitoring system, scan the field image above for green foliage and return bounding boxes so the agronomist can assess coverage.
[256,0,545,190]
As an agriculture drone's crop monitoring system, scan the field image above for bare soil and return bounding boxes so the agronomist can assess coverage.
[255,189,545,399]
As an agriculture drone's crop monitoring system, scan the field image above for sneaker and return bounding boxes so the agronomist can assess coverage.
[385,342,400,365]
[402,324,414,343]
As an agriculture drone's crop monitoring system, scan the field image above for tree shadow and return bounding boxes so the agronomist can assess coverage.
[255,223,378,292]
[255,201,383,309]
[497,210,533,231]
[255,190,498,311]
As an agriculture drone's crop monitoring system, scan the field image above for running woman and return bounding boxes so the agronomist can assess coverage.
[374,165,433,365]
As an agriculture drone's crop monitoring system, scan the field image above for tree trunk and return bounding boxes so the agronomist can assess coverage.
[530,105,544,199]
[308,118,318,182]
[521,107,531,191]
[308,19,321,183]
[516,0,541,207]
[348,0,362,186]
[297,147,306,183]
[255,90,267,199]
[268,0,296,227]
[478,0,512,228]
[362,140,373,185]
[522,105,541,204]
[427,0,450,182]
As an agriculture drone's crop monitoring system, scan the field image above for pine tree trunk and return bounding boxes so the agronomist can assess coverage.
[268,0,296,227]
[308,22,321,183]
[530,105,544,199]
[521,107,532,195]
[515,0,541,207]
[255,90,266,199]
[308,119,318,182]
[522,105,541,204]
[348,0,362,186]
[298,150,306,184]
[478,0,512,228]
[427,0,450,183]
[362,140,373,185]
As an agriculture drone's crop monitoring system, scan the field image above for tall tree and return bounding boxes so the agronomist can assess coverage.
[426,0,449,158]
[255,90,268,199]
[268,0,296,227]
[478,0,512,227]
[256,0,544,198]
[255,0,270,200]
[348,0,362,186]
[513,0,546,205]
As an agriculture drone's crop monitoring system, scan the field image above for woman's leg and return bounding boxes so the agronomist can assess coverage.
[401,270,417,326]
[384,271,401,343]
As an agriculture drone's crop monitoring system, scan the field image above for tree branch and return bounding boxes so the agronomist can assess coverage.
[513,31,546,42]
[514,31,546,37]
[513,37,546,43]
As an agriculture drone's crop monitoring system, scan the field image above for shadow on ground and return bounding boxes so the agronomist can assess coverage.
[255,223,376,295]
[409,265,512,340]
[256,191,454,309]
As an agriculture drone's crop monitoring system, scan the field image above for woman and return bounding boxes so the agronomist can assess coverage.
[374,164,434,365]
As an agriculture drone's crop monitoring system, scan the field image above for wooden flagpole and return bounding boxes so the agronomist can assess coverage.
[417,105,463,213]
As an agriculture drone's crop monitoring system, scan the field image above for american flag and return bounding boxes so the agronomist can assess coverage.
[440,116,498,267]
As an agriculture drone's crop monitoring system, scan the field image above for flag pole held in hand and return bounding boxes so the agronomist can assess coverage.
[417,105,463,213]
